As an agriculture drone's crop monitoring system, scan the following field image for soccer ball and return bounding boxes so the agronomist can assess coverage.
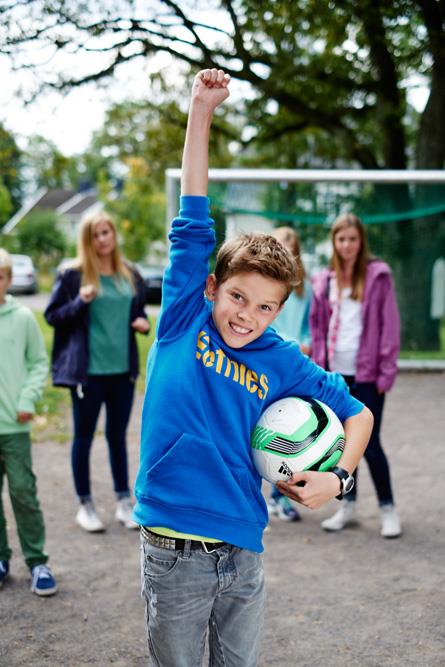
[251,397,345,483]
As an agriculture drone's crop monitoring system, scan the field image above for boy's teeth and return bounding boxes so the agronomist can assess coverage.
[232,323,250,334]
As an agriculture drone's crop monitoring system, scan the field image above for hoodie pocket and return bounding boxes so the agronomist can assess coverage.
[145,432,262,526]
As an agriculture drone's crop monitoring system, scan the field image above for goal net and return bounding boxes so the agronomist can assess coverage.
[166,169,445,357]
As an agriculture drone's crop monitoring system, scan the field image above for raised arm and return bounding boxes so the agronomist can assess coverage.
[181,68,230,197]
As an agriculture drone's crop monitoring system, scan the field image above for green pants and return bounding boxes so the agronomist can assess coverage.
[0,432,48,569]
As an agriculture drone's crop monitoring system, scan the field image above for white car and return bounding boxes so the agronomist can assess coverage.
[9,254,38,294]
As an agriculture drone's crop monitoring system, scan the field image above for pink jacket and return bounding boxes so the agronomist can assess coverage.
[310,260,400,392]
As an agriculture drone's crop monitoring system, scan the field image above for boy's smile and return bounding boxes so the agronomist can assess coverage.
[205,271,286,349]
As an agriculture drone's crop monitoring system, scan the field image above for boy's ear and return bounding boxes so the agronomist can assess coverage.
[205,274,217,301]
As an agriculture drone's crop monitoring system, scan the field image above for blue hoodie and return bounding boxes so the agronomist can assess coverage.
[133,197,363,552]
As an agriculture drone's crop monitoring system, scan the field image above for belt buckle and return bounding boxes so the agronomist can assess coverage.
[201,541,218,554]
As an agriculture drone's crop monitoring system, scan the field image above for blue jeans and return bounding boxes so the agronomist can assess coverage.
[343,377,394,505]
[140,538,265,666]
[70,373,135,499]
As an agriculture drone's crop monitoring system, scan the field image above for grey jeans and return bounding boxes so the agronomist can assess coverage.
[140,537,265,666]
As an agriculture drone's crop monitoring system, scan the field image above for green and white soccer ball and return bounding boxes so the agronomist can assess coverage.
[251,397,345,483]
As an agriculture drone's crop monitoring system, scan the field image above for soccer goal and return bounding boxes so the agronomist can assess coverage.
[166,168,445,362]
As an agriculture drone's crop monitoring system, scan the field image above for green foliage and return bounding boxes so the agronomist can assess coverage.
[101,157,165,262]
[25,135,82,190]
[89,88,236,189]
[0,123,22,211]
[0,177,13,226]
[15,210,67,268]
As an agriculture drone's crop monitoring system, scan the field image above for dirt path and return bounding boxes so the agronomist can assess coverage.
[1,372,444,666]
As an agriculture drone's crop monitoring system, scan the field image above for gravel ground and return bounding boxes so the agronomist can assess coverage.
[1,372,444,666]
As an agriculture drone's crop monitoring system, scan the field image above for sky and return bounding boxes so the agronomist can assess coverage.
[0,52,170,155]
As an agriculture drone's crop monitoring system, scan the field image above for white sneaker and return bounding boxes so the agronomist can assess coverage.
[76,501,105,533]
[380,505,402,538]
[321,501,357,532]
[115,498,138,530]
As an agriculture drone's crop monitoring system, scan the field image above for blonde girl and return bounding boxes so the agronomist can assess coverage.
[45,211,149,532]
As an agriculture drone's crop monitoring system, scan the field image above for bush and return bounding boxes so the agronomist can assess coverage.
[16,210,67,268]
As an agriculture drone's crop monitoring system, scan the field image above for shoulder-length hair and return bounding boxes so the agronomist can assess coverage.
[330,213,370,301]
[273,226,306,297]
[75,210,134,291]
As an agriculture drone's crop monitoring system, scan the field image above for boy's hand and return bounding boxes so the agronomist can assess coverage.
[17,411,34,423]
[191,68,230,112]
[276,470,341,510]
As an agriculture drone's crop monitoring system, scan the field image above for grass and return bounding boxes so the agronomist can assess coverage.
[32,311,156,443]
[36,270,55,294]
[399,319,445,360]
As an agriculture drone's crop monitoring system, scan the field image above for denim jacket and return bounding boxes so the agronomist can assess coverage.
[44,266,147,387]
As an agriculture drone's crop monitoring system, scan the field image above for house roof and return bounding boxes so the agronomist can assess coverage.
[2,188,101,234]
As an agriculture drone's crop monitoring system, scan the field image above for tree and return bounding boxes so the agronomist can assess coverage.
[15,210,67,267]
[0,177,13,227]
[1,0,444,347]
[25,136,82,190]
[1,1,443,170]
[0,123,22,212]
[88,85,236,189]
[86,87,236,262]
[101,157,165,262]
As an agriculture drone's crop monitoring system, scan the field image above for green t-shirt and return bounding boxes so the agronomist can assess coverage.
[88,274,133,375]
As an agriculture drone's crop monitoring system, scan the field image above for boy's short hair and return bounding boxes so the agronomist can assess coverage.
[0,248,12,279]
[214,232,299,302]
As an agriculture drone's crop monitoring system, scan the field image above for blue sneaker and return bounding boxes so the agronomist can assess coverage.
[0,560,9,587]
[269,496,301,522]
[30,564,57,597]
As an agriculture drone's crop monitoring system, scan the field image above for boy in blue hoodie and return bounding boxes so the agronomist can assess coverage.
[134,70,373,666]
[0,249,57,596]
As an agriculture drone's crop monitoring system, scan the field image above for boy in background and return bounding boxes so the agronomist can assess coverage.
[0,248,57,596]
[134,70,373,666]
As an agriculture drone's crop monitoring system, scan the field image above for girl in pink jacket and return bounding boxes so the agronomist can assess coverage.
[310,213,402,538]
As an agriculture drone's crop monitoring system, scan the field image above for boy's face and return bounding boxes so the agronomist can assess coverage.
[0,268,11,303]
[205,271,286,349]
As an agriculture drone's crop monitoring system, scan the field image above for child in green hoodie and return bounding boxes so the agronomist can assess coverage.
[0,248,57,596]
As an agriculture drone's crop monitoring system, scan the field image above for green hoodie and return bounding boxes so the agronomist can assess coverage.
[0,295,48,434]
